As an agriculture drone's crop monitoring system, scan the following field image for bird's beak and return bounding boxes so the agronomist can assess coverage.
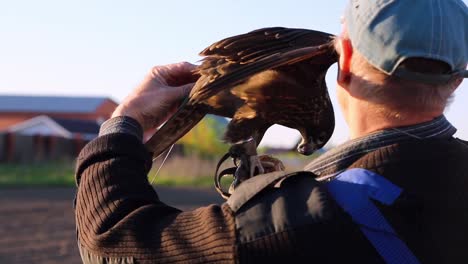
[297,140,317,156]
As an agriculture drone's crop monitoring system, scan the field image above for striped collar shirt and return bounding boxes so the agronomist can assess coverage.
[304,115,457,181]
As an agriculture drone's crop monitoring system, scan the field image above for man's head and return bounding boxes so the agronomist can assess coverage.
[335,0,467,122]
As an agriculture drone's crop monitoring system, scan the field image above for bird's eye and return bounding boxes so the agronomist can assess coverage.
[316,132,328,145]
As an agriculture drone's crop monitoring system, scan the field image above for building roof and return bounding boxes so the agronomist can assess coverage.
[0,95,113,113]
[50,117,101,135]
[5,115,100,139]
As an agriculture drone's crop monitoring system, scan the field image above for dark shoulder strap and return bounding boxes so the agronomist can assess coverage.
[226,170,346,246]
[227,170,312,212]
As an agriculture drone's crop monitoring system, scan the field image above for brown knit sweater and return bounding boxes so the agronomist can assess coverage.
[75,133,468,263]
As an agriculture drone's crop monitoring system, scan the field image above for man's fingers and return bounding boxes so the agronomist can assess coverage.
[152,62,199,87]
[166,62,200,86]
[179,82,195,97]
[164,82,195,104]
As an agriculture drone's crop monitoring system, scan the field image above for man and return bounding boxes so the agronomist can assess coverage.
[74,0,468,263]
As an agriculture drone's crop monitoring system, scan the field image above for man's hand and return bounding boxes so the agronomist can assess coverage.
[112,62,198,132]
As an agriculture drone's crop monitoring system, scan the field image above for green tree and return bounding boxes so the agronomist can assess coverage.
[179,115,228,158]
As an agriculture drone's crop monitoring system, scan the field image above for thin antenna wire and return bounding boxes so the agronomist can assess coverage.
[150,144,175,185]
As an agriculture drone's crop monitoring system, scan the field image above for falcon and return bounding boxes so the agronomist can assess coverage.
[145,27,337,194]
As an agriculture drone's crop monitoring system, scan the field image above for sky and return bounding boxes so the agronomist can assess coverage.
[1,0,467,149]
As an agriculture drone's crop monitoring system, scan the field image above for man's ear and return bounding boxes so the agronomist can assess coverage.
[337,38,353,86]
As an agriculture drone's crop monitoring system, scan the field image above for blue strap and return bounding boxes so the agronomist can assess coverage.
[326,168,420,264]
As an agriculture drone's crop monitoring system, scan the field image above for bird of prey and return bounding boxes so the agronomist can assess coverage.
[145,27,337,195]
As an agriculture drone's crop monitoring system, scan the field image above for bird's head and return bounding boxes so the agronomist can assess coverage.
[297,105,335,156]
[297,131,331,155]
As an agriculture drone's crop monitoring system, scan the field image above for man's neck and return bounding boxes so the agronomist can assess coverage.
[345,99,443,139]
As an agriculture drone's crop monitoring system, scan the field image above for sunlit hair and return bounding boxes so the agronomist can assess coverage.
[334,33,460,120]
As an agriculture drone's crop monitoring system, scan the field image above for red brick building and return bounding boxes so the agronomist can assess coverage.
[0,95,118,131]
[0,95,119,162]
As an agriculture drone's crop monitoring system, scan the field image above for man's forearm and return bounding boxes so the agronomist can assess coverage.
[75,124,179,253]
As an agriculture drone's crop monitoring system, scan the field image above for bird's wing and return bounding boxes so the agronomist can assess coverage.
[189,27,336,104]
[145,27,336,158]
[144,100,207,159]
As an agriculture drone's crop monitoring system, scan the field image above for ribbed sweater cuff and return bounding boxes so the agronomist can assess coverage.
[99,116,143,141]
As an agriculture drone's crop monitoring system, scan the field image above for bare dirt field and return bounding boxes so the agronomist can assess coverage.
[0,187,224,264]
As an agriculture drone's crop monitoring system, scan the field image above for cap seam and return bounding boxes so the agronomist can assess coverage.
[429,0,435,57]
[436,0,443,57]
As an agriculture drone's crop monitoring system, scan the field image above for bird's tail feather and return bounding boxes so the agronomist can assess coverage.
[145,104,207,159]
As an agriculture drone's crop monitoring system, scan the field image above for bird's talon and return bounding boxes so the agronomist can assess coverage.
[249,155,265,177]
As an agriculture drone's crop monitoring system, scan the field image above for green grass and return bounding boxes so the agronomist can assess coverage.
[0,161,76,187]
[0,158,221,188]
[149,174,232,188]
[147,155,232,188]
[0,151,318,188]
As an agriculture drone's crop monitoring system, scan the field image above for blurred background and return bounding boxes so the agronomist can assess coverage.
[1,0,467,263]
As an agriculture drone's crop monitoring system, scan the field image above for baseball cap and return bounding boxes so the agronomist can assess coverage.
[344,0,468,84]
